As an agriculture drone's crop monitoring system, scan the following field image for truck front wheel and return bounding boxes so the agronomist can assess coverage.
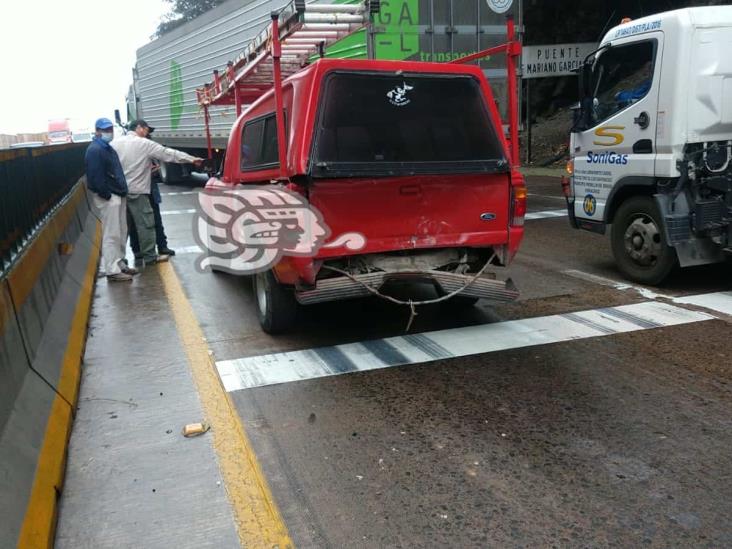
[254,270,298,334]
[611,196,677,285]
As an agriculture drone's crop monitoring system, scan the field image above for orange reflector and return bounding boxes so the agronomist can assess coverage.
[511,185,527,227]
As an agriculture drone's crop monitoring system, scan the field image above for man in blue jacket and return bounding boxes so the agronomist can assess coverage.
[84,118,137,282]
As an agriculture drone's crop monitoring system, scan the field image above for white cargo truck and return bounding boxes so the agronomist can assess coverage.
[566,7,732,284]
[125,0,290,182]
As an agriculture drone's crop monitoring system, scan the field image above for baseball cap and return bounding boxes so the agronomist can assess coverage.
[95,117,114,130]
[129,119,155,133]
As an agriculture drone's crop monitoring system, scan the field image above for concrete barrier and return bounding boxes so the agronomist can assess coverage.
[0,182,101,549]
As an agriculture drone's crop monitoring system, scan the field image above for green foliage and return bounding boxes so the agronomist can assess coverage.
[154,0,227,38]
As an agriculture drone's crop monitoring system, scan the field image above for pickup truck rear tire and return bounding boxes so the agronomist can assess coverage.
[254,270,298,334]
[611,196,677,285]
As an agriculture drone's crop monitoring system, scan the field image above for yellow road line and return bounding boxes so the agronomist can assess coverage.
[17,221,101,549]
[157,262,293,549]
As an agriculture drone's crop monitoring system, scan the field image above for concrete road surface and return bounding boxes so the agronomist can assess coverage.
[59,175,732,548]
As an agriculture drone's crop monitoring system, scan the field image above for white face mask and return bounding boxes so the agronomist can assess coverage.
[100,132,113,143]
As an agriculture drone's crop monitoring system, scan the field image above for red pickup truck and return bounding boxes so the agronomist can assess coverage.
[201,58,524,332]
[196,3,525,333]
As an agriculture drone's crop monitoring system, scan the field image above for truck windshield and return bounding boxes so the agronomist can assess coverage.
[590,41,655,124]
[312,72,505,177]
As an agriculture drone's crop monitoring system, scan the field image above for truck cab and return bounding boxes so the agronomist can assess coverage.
[205,58,525,332]
[566,7,732,284]
[47,119,72,145]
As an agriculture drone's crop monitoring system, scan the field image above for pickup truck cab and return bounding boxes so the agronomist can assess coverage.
[205,57,526,332]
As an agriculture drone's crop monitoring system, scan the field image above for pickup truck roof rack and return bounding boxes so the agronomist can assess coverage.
[196,0,380,175]
[196,0,520,174]
[196,1,379,110]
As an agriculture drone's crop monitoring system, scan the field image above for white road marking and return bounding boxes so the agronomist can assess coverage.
[563,271,732,316]
[563,270,674,300]
[673,292,732,317]
[525,209,568,220]
[161,191,196,196]
[215,300,714,392]
[176,245,204,255]
[160,209,196,216]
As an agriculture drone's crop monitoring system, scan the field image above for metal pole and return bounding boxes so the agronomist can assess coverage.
[234,85,242,117]
[526,78,532,164]
[271,12,288,180]
[203,105,213,161]
[366,17,375,59]
[506,15,520,166]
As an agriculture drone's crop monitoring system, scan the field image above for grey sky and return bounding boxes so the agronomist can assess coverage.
[0,0,168,134]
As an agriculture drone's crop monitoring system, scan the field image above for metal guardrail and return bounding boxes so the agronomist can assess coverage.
[0,143,86,275]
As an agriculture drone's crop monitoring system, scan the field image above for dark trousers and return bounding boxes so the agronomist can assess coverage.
[128,194,168,254]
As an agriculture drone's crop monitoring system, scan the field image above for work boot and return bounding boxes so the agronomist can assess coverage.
[107,272,133,282]
[158,247,176,256]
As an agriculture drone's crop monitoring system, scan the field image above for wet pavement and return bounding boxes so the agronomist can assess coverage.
[60,174,732,548]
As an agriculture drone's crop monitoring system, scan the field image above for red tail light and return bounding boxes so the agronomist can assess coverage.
[511,183,527,227]
[561,176,571,198]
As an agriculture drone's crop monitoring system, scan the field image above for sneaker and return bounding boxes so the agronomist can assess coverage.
[158,247,176,256]
[107,272,133,282]
[121,266,139,275]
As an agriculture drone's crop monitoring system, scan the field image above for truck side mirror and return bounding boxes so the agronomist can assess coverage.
[579,63,592,97]
[114,109,122,127]
[570,102,582,130]
[571,63,595,133]
[571,97,595,134]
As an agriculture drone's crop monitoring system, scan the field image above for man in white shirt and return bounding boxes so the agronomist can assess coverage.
[111,120,203,265]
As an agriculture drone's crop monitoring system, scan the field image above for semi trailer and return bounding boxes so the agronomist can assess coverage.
[126,0,521,182]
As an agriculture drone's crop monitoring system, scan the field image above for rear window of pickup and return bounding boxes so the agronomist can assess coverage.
[311,71,506,178]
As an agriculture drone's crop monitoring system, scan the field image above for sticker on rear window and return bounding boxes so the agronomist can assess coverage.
[387,82,414,106]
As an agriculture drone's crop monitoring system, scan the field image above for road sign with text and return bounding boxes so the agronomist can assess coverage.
[522,42,596,79]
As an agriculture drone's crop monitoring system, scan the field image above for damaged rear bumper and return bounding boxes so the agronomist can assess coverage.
[295,270,519,305]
